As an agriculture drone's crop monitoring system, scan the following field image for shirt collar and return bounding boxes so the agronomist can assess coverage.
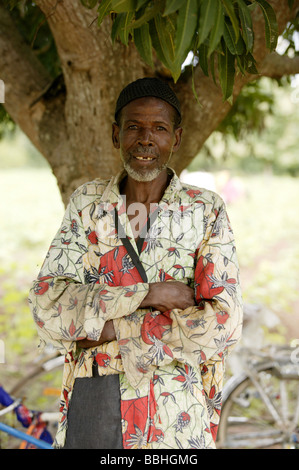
[101,167,183,207]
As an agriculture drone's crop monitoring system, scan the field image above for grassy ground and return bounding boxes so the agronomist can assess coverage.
[226,173,299,341]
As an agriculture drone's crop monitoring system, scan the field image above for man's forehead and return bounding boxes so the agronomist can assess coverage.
[121,96,175,120]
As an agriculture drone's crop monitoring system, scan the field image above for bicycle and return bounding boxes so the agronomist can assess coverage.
[1,347,64,449]
[0,385,59,449]
[216,305,299,449]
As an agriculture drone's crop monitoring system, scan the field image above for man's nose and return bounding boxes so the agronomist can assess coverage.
[137,128,153,145]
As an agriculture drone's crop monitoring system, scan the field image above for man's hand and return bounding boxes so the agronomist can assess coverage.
[77,320,116,348]
[77,282,194,348]
[140,281,195,312]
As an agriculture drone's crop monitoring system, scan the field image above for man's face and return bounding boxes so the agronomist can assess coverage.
[112,97,182,182]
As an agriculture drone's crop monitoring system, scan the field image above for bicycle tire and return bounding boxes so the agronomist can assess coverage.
[2,354,64,449]
[217,362,299,449]
[9,353,64,397]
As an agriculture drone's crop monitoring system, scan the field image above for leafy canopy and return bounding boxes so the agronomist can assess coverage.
[1,0,297,136]
[82,0,282,100]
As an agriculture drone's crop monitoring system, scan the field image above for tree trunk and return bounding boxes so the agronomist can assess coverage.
[1,0,299,205]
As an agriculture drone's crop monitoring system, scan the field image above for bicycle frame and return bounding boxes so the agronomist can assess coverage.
[0,422,53,449]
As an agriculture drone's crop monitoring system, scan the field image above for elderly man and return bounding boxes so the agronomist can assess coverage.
[29,77,243,449]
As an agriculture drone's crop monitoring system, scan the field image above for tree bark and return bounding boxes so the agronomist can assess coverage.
[0,0,299,205]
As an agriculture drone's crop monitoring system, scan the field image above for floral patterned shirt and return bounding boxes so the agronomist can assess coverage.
[28,169,243,449]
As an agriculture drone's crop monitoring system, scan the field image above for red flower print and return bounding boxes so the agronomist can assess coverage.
[121,380,159,448]
[95,352,111,367]
[195,255,224,301]
[172,364,198,394]
[70,219,80,237]
[141,311,172,345]
[87,230,98,244]
[174,411,191,432]
[34,281,49,295]
[216,311,229,328]
[186,189,202,198]
[99,246,143,286]
[69,320,76,337]
[158,269,174,282]
[200,350,206,362]
[99,298,106,313]
[210,422,219,443]
[205,384,222,423]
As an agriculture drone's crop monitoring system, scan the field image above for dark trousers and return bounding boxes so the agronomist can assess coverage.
[63,371,123,449]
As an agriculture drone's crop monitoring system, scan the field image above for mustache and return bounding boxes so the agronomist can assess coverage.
[131,146,157,157]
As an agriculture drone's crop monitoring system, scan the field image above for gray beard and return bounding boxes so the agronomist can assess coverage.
[121,151,172,182]
[123,162,166,182]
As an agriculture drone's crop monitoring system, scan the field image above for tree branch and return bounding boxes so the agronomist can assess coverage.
[259,52,299,79]
[170,0,299,174]
[0,4,52,151]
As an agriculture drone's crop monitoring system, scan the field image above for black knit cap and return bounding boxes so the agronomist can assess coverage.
[115,77,181,123]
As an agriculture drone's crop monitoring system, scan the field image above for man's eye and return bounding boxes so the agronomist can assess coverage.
[157,126,166,131]
[128,125,138,130]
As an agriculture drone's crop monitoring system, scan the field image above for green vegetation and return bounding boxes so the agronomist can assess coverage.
[188,77,299,176]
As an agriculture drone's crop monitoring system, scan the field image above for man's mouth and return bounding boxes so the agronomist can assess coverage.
[134,155,155,161]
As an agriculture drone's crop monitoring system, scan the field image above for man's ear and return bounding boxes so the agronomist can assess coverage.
[112,122,120,149]
[172,127,183,153]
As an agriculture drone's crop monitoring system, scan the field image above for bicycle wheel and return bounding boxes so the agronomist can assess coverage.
[2,353,64,449]
[217,364,299,449]
[9,352,64,411]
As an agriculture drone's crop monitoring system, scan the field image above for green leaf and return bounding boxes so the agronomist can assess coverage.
[149,14,176,73]
[223,20,245,55]
[198,43,209,76]
[244,52,258,74]
[173,0,198,75]
[111,0,136,13]
[235,54,246,75]
[97,0,112,27]
[218,41,235,101]
[111,11,134,45]
[163,0,185,16]
[207,0,225,57]
[131,1,163,29]
[236,0,254,52]
[220,0,240,40]
[255,0,278,51]
[197,0,218,47]
[136,0,149,10]
[111,13,122,42]
[191,63,202,107]
[134,23,154,67]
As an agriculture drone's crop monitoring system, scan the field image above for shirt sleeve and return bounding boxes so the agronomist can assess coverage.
[28,192,149,354]
[113,196,243,388]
